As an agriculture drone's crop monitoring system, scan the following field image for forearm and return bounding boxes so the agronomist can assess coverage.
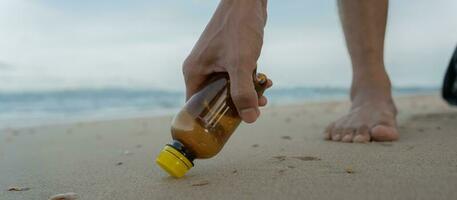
[189,0,268,63]
[215,0,268,26]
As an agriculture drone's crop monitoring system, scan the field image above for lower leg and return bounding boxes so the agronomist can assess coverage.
[338,0,390,100]
[325,0,398,142]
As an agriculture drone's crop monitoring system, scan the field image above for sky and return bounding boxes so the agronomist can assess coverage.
[0,0,456,92]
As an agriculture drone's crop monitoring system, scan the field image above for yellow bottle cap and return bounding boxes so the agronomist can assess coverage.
[156,145,193,178]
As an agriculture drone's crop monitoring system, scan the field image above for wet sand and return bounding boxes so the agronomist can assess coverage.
[1,94,457,200]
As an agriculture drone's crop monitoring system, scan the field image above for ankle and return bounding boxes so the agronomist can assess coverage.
[350,71,393,102]
[350,76,397,114]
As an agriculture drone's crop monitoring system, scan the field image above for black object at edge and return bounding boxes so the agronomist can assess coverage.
[442,46,457,106]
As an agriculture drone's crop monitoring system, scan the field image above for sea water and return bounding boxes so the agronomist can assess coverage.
[0,87,438,129]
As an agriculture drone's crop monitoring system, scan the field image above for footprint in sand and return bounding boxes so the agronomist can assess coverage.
[272,155,321,162]
[273,156,287,161]
[7,187,30,192]
[291,156,321,161]
[281,136,292,140]
[191,180,209,186]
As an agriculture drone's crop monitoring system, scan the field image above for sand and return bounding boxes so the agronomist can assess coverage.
[1,94,457,200]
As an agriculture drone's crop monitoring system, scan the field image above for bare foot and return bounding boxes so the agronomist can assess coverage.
[324,81,399,143]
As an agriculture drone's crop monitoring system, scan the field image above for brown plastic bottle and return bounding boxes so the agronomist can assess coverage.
[156,72,268,178]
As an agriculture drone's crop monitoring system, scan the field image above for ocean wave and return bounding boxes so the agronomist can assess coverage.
[0,87,439,129]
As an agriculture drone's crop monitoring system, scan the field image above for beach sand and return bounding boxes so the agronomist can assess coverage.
[1,94,457,200]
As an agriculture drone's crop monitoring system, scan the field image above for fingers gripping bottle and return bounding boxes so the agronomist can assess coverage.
[156,72,268,178]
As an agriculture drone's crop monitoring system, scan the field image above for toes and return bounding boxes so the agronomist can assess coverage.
[371,125,399,141]
[353,125,370,143]
[331,132,342,141]
[341,129,355,143]
[323,122,335,140]
[331,128,343,141]
[341,134,353,142]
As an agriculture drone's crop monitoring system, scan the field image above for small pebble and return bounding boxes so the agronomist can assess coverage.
[49,192,79,200]
[123,150,132,155]
[116,162,123,166]
[251,144,259,148]
[345,168,354,174]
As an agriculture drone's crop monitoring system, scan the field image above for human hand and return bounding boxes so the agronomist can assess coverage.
[183,0,272,123]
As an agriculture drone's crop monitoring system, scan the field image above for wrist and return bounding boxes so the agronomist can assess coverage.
[222,0,267,7]
[219,0,268,26]
[220,0,267,13]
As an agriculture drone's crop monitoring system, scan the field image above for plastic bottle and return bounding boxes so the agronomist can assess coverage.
[156,72,268,178]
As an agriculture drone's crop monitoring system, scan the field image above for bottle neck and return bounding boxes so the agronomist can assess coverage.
[168,140,195,165]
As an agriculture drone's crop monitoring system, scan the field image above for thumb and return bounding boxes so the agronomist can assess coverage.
[228,68,259,123]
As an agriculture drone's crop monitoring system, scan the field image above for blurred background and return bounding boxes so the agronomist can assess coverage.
[1,0,456,128]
